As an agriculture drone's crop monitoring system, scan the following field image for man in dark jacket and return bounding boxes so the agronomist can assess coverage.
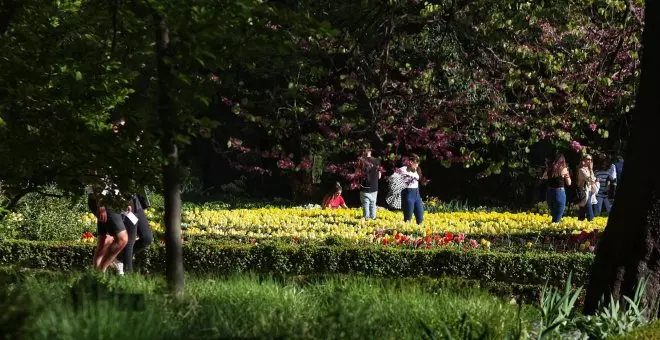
[359,147,381,219]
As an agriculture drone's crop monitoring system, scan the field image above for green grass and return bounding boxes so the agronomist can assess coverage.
[614,319,660,339]
[0,268,538,340]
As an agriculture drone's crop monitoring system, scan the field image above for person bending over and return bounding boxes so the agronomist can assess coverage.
[87,180,130,275]
[120,189,154,274]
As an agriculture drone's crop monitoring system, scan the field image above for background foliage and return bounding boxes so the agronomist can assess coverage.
[0,0,644,209]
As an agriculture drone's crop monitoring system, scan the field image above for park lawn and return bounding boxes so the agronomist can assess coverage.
[1,268,538,340]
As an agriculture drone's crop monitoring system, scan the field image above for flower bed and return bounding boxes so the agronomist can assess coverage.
[76,206,606,252]
[134,208,603,239]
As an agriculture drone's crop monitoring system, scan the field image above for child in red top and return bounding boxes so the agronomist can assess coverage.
[323,183,348,209]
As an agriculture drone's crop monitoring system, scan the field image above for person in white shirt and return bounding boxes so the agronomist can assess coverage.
[399,154,424,224]
[577,154,598,221]
[120,190,154,274]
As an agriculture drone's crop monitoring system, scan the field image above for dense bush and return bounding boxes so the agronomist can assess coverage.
[0,191,87,241]
[0,240,594,286]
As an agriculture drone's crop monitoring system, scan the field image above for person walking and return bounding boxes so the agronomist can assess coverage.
[577,154,598,221]
[399,154,424,224]
[358,147,381,219]
[543,153,572,223]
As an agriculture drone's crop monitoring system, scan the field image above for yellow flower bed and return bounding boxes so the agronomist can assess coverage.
[177,208,606,241]
[80,208,607,243]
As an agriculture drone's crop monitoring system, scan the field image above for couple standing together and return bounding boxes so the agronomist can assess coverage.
[87,181,153,275]
[359,147,425,224]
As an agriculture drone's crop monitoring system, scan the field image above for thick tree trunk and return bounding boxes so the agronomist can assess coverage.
[583,0,660,315]
[154,14,184,298]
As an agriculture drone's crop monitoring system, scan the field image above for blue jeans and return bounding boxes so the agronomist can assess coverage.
[578,192,595,221]
[594,196,612,216]
[402,188,424,224]
[360,191,378,219]
[546,188,566,223]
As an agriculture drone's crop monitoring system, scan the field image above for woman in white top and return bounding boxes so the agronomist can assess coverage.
[399,154,424,224]
[577,154,598,221]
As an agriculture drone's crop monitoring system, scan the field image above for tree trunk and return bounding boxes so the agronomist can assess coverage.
[584,0,660,315]
[154,14,184,298]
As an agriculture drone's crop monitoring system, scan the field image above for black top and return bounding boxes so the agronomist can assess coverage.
[360,157,380,193]
[547,176,565,188]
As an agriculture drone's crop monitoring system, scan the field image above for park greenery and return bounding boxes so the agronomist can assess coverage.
[1,0,660,338]
[0,0,644,203]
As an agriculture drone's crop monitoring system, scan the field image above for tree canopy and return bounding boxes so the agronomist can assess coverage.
[0,0,644,202]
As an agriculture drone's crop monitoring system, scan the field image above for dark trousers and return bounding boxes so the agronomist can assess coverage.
[122,209,153,273]
[546,188,566,223]
[402,188,424,224]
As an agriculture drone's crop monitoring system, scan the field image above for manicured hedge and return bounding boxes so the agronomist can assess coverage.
[0,240,594,286]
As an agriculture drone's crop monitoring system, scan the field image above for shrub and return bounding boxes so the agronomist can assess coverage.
[0,191,87,242]
[534,274,651,339]
[0,240,594,286]
[0,212,22,240]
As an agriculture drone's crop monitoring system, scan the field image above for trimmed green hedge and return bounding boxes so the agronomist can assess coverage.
[0,240,594,286]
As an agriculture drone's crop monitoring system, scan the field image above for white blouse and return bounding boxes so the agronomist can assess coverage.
[399,166,420,189]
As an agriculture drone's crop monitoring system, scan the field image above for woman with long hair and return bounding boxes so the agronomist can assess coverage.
[400,154,424,224]
[577,154,598,221]
[544,153,572,223]
[322,182,348,209]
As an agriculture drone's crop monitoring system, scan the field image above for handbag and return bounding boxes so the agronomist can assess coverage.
[573,186,587,204]
[591,181,600,204]
[137,188,151,210]
[386,173,406,210]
